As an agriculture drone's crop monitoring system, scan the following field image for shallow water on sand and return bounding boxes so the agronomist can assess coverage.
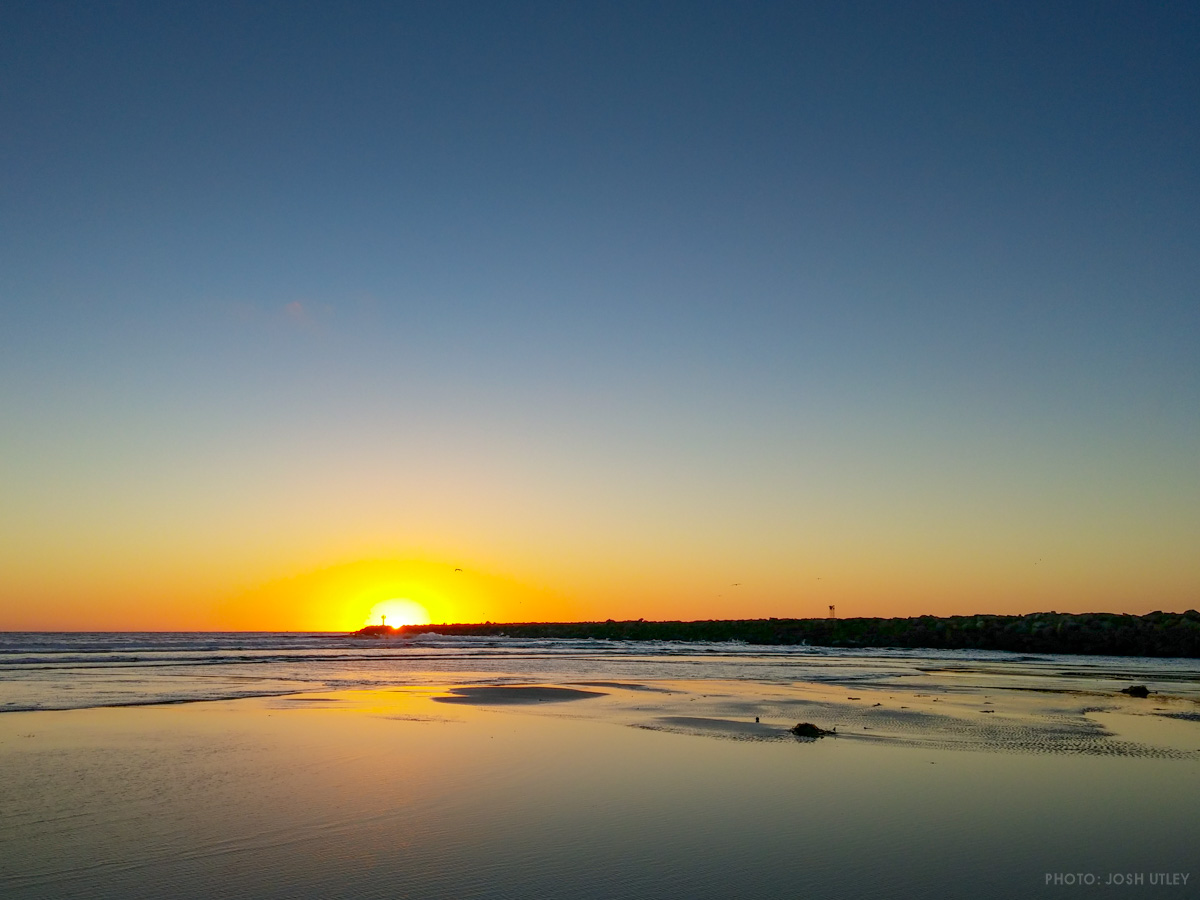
[1,636,1198,898]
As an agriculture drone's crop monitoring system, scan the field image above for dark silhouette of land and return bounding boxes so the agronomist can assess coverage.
[353,610,1200,658]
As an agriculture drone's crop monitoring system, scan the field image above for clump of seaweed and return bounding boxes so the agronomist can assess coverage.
[790,722,836,738]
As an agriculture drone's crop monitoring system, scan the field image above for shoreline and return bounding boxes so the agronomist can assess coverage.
[5,674,1199,759]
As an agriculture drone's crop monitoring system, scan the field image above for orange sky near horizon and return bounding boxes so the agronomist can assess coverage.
[4,406,1196,632]
[2,542,1196,632]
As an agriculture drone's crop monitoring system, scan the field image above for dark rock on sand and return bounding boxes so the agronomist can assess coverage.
[1120,685,1151,698]
[790,722,835,738]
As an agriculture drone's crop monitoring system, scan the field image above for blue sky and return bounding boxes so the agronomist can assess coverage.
[2,1,1197,627]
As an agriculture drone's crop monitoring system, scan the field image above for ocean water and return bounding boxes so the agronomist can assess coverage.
[2,633,1198,899]
[4,631,1199,713]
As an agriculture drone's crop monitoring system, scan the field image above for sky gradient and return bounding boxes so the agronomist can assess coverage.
[2,1,1198,630]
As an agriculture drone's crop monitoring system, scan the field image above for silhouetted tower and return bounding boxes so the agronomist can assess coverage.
[381,614,387,627]
[828,605,836,618]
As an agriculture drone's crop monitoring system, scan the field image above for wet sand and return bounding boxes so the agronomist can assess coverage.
[433,685,607,704]
[2,675,1197,899]
[429,675,1200,758]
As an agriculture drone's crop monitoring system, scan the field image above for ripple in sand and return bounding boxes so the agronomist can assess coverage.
[638,716,786,742]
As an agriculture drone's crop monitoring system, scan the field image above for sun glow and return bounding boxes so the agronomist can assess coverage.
[364,598,431,629]
[215,558,574,632]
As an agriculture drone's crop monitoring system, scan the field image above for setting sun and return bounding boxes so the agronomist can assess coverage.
[364,598,431,629]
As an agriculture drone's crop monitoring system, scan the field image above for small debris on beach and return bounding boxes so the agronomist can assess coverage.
[790,722,835,738]
[1121,685,1151,698]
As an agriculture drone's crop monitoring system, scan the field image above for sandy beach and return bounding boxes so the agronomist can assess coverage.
[3,653,1198,899]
